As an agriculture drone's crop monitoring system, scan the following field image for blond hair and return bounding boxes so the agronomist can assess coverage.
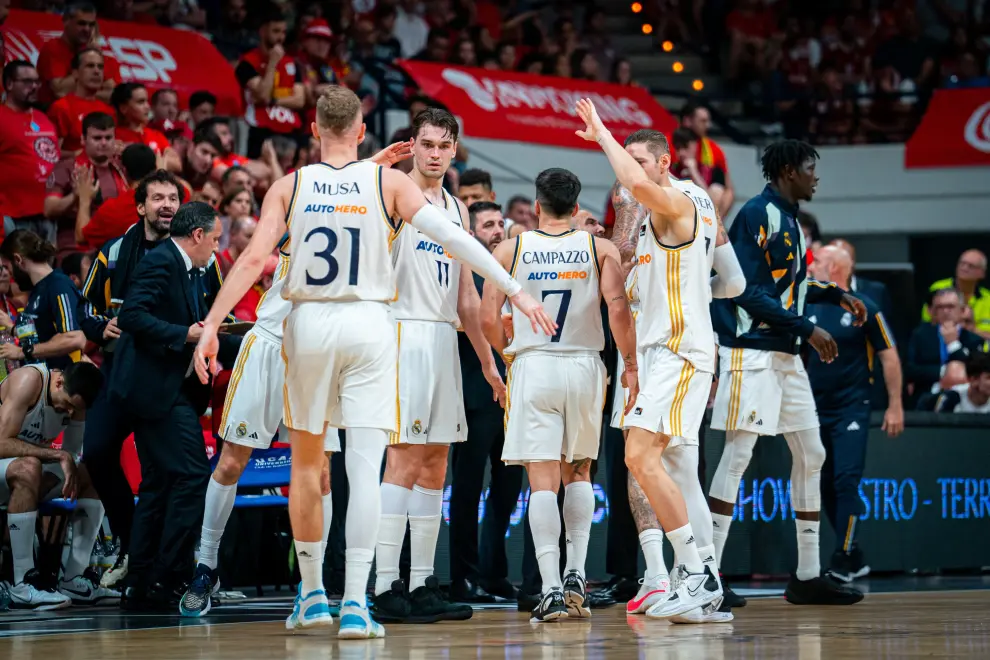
[316,86,362,135]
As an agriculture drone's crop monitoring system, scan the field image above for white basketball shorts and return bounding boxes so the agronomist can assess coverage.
[610,347,645,430]
[710,346,819,436]
[623,345,713,445]
[501,351,605,466]
[283,301,397,436]
[221,327,339,452]
[394,320,467,445]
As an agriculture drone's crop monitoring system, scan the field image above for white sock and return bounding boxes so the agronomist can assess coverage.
[321,491,332,559]
[8,511,36,584]
[638,529,668,580]
[407,484,442,590]
[711,512,732,566]
[698,544,720,589]
[343,428,388,607]
[665,523,703,574]
[796,519,821,581]
[528,489,562,593]
[64,498,104,579]
[199,477,237,570]
[374,482,411,595]
[296,540,324,595]
[562,481,594,579]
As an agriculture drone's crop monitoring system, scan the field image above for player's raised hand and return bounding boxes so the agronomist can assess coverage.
[840,293,867,326]
[574,98,606,143]
[808,326,838,363]
[194,324,221,384]
[508,290,557,336]
[370,139,414,168]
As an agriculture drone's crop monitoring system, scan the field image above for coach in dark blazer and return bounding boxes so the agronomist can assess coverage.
[111,202,241,607]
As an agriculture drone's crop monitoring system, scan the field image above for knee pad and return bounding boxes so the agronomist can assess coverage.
[784,429,826,472]
[708,430,758,503]
[783,429,825,511]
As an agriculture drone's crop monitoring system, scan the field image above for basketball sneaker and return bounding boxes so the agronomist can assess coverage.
[785,573,863,605]
[6,569,71,610]
[179,564,219,617]
[100,554,128,589]
[720,574,747,608]
[409,576,472,621]
[670,598,734,624]
[372,579,442,624]
[285,583,333,631]
[828,547,871,583]
[626,574,670,614]
[58,568,121,605]
[645,565,721,619]
[338,600,386,639]
[562,570,590,618]
[530,588,568,624]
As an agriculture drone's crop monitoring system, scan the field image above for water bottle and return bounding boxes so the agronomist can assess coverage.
[14,314,40,365]
[0,331,17,380]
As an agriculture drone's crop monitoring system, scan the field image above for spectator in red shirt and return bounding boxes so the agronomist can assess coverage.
[236,8,306,158]
[670,127,727,193]
[217,215,256,276]
[110,82,181,172]
[45,112,125,256]
[0,61,61,246]
[675,101,735,216]
[151,88,179,124]
[74,143,157,249]
[36,1,121,106]
[47,48,114,155]
[187,91,217,129]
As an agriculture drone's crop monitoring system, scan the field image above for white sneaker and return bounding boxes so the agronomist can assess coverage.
[645,565,721,619]
[100,554,128,589]
[285,583,333,632]
[59,571,121,605]
[338,600,386,639]
[670,599,734,624]
[626,574,671,614]
[6,572,71,611]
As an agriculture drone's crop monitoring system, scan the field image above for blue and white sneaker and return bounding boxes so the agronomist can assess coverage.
[338,600,386,639]
[179,564,218,617]
[285,583,333,632]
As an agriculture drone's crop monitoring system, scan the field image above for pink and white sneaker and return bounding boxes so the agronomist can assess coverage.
[626,574,670,614]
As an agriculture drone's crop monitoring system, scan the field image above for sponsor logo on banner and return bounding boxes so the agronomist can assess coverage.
[964,101,990,154]
[906,89,990,168]
[4,9,241,115]
[397,61,677,149]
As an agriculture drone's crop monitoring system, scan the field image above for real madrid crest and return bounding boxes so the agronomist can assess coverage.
[236,422,248,438]
[412,420,423,435]
[748,410,757,424]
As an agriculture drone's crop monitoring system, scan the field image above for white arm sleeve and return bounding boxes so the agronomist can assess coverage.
[409,204,522,297]
[710,242,746,299]
[61,420,85,462]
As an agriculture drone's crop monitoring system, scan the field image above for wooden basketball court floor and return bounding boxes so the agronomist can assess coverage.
[2,578,989,659]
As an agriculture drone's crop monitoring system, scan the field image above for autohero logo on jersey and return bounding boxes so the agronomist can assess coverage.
[416,240,453,259]
[522,249,591,281]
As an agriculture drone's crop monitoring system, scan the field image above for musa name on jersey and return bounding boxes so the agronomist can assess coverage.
[3,364,71,446]
[635,191,716,373]
[283,161,396,304]
[391,188,462,325]
[507,229,603,355]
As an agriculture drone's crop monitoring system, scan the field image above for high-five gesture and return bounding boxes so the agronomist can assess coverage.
[371,139,415,168]
[575,98,607,143]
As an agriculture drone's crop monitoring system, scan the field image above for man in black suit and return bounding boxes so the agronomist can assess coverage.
[111,201,241,608]
[906,288,985,409]
[448,201,522,602]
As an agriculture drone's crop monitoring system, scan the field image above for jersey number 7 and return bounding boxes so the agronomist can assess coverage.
[541,289,571,343]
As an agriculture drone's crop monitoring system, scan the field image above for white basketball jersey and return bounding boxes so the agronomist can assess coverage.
[283,161,396,304]
[3,364,71,446]
[507,229,603,355]
[254,250,292,338]
[390,188,462,324]
[636,198,716,373]
[670,176,718,275]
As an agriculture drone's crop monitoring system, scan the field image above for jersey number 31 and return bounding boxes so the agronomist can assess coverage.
[304,227,361,286]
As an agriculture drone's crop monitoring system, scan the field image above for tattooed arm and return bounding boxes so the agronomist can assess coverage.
[609,181,648,274]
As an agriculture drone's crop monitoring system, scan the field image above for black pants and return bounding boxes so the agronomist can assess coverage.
[603,350,639,579]
[448,405,524,585]
[129,393,211,587]
[82,375,135,552]
[820,405,870,554]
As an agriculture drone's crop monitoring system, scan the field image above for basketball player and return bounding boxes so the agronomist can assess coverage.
[179,141,415,618]
[194,85,554,639]
[373,108,502,623]
[480,167,637,623]
[608,159,745,623]
[0,362,114,609]
[575,98,722,618]
[708,140,865,605]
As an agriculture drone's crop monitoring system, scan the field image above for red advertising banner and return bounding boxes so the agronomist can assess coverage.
[3,9,242,116]
[397,60,677,149]
[906,88,990,169]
